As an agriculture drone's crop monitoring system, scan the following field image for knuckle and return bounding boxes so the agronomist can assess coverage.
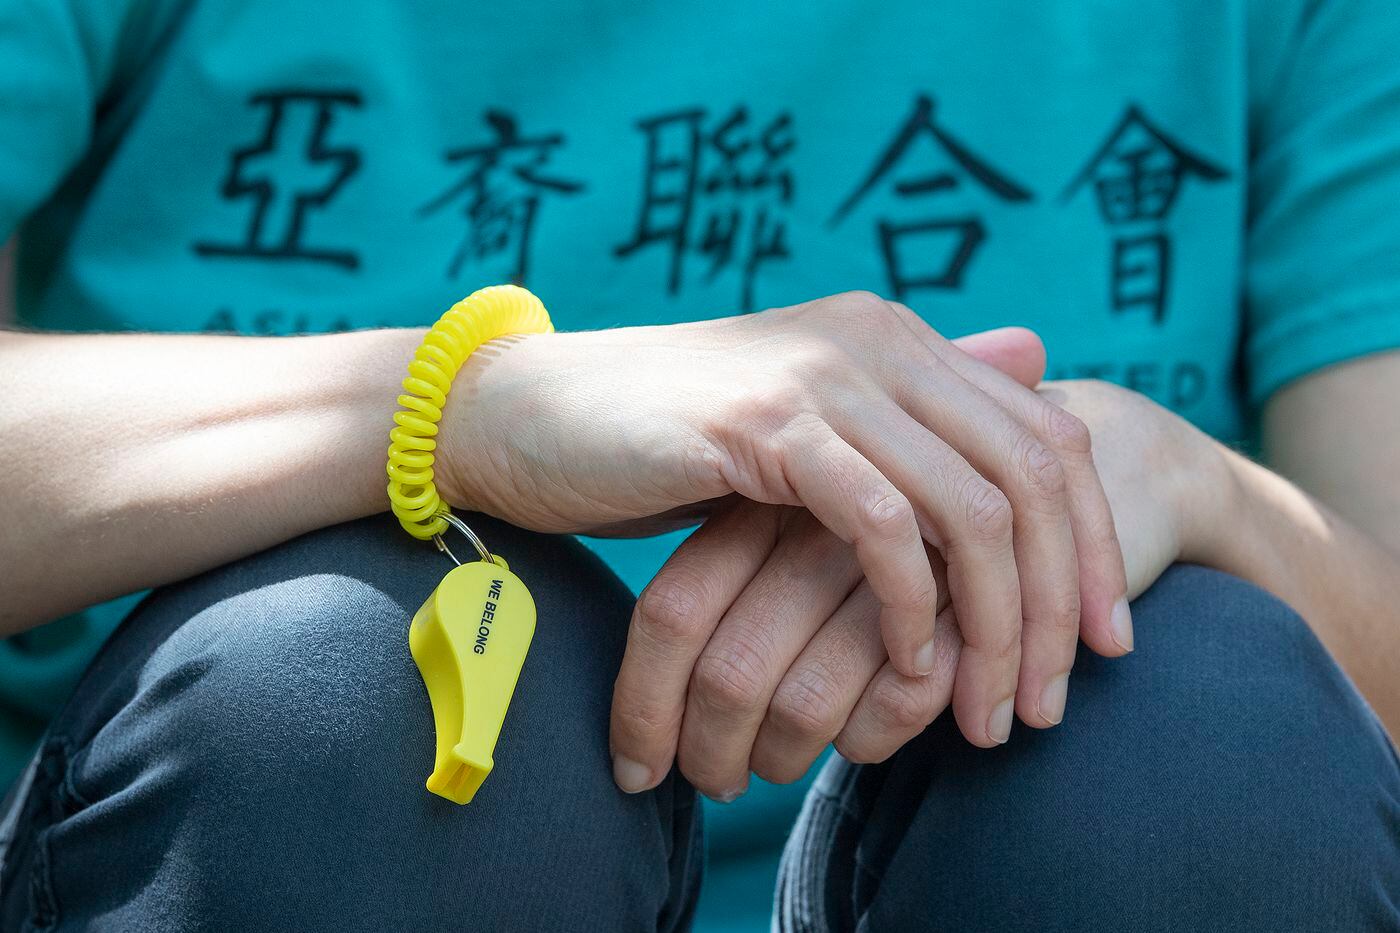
[860,489,915,543]
[1042,406,1093,456]
[613,694,674,742]
[987,620,1023,660]
[635,574,709,644]
[769,667,846,740]
[962,605,1022,660]
[1090,508,1123,552]
[867,676,935,732]
[960,478,1013,544]
[729,376,806,430]
[1032,589,1082,639]
[1067,491,1124,561]
[837,290,891,319]
[745,415,794,467]
[821,291,903,339]
[1016,435,1067,502]
[787,336,851,383]
[898,575,939,615]
[692,640,769,714]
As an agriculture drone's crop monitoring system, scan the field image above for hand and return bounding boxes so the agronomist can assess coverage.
[608,377,1212,800]
[557,306,1127,796]
[444,295,1126,765]
[1035,380,1232,600]
[616,497,968,798]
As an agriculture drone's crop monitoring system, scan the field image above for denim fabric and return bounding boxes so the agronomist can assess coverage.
[778,566,1400,932]
[2,520,1398,932]
[0,515,701,932]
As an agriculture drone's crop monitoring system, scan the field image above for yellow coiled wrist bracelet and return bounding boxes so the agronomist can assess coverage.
[387,284,552,540]
[388,284,552,805]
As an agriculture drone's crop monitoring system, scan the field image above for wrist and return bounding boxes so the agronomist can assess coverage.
[1178,437,1257,573]
[433,329,549,516]
[318,326,427,521]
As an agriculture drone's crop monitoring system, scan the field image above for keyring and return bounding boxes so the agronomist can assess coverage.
[432,512,497,567]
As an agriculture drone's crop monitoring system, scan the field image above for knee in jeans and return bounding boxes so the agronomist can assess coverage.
[143,570,423,795]
[101,515,663,812]
[120,516,629,794]
[1108,565,1379,746]
[47,519,701,928]
[854,565,1400,930]
[1040,566,1392,840]
[114,516,683,839]
[1132,564,1318,676]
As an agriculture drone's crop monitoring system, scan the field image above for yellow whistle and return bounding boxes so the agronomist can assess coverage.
[409,558,537,804]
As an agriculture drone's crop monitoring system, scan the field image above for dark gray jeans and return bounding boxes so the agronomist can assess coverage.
[1,515,1397,931]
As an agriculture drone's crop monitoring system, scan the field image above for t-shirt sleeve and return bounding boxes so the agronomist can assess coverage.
[0,0,163,237]
[1244,0,1400,408]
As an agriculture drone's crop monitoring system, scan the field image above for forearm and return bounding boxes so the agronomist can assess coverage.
[0,327,422,633]
[1195,447,1400,738]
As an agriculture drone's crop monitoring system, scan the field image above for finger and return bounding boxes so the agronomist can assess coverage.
[898,356,1080,732]
[751,581,886,782]
[891,358,1083,730]
[933,325,1132,659]
[833,398,1025,746]
[894,304,1130,656]
[888,307,1124,714]
[832,303,1077,738]
[951,327,1047,389]
[777,417,939,680]
[610,499,782,793]
[679,512,862,799]
[752,553,952,782]
[834,605,963,764]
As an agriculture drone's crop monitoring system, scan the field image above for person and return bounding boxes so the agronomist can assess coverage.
[1,1,1398,930]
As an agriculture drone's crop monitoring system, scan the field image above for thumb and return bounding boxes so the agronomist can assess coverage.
[951,326,1047,389]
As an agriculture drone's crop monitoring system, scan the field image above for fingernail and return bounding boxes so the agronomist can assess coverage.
[1038,673,1070,726]
[711,779,749,804]
[1110,597,1134,653]
[612,756,652,794]
[914,639,938,676]
[987,696,1015,745]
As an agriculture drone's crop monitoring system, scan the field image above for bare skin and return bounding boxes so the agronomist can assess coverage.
[610,346,1400,799]
[2,292,1129,760]
[4,296,1397,803]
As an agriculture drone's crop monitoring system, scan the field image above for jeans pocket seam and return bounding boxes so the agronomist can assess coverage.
[22,825,59,933]
[16,737,85,933]
[57,747,92,814]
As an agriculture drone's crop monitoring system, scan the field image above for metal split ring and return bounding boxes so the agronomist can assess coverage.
[432,512,497,567]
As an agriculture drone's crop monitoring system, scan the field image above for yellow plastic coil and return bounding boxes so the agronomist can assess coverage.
[387,285,553,540]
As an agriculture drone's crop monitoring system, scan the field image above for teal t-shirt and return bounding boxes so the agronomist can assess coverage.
[6,1,1400,927]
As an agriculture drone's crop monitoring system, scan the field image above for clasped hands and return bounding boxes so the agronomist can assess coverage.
[440,291,1224,800]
